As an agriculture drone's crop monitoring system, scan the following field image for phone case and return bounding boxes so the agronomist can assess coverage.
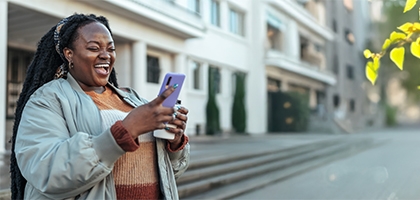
[158,72,185,108]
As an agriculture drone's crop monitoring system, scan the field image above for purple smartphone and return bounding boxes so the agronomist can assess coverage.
[158,72,185,107]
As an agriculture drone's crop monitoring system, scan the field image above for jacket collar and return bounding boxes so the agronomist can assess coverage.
[66,73,128,98]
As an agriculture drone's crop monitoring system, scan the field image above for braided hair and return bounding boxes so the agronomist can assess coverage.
[10,13,119,199]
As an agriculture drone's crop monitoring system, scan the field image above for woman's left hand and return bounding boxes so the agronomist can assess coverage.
[166,105,189,149]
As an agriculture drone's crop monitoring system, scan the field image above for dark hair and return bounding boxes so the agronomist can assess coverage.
[10,13,118,199]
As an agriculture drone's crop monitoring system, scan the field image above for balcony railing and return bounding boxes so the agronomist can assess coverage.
[265,50,336,85]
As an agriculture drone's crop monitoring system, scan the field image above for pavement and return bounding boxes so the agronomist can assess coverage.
[0,126,404,196]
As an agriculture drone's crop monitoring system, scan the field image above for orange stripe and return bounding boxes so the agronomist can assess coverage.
[116,183,161,200]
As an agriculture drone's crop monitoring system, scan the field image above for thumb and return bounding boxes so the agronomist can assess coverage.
[152,84,178,106]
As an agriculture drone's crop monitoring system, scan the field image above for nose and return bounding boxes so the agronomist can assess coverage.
[99,50,111,60]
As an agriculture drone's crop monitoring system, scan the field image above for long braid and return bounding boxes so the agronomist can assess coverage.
[10,13,118,199]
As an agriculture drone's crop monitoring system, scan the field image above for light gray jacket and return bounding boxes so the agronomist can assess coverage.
[15,74,189,200]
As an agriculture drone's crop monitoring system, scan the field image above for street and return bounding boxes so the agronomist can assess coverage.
[234,125,420,200]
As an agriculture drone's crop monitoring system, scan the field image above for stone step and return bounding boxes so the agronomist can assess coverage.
[179,137,376,199]
[177,138,340,185]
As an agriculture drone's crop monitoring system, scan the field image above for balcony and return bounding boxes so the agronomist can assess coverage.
[267,0,334,41]
[265,50,336,85]
[83,0,206,39]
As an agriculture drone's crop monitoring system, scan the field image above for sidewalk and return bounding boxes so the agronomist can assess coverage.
[0,132,356,198]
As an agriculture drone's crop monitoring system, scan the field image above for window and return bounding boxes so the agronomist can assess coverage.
[229,8,245,36]
[267,24,282,51]
[210,0,220,26]
[267,78,281,92]
[188,0,200,15]
[266,12,283,50]
[346,65,354,80]
[147,55,161,83]
[345,29,355,45]
[7,48,34,118]
[333,95,340,108]
[349,99,356,112]
[191,61,201,90]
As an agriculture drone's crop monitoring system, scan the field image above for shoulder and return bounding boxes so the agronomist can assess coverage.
[30,79,68,99]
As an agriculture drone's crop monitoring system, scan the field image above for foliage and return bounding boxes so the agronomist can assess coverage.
[231,72,247,133]
[385,103,398,126]
[206,67,221,135]
[365,0,420,87]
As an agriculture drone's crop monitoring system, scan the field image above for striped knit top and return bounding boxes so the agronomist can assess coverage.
[85,86,161,199]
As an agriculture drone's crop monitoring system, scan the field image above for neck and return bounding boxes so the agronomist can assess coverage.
[81,85,106,94]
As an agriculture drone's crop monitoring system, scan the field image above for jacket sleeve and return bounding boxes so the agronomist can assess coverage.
[168,142,190,179]
[15,95,125,199]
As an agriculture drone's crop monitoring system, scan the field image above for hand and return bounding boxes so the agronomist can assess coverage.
[122,86,176,139]
[166,105,189,149]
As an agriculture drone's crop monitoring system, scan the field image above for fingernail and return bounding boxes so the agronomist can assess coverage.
[165,127,170,131]
[175,105,181,110]
[173,112,178,117]
[173,83,179,89]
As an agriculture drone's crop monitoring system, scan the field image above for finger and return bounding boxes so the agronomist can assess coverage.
[175,113,188,122]
[168,120,183,128]
[153,84,177,105]
[175,105,189,115]
[159,107,176,116]
[159,115,174,124]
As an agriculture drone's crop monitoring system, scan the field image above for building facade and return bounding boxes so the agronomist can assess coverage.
[0,0,380,154]
[324,0,384,133]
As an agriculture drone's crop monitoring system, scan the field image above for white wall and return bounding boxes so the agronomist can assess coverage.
[0,1,7,153]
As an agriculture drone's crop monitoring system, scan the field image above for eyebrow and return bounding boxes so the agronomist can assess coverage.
[87,41,114,46]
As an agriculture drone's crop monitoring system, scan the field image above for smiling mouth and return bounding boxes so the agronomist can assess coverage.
[94,63,110,76]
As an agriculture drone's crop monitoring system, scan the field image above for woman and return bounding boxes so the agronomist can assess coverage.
[10,13,189,200]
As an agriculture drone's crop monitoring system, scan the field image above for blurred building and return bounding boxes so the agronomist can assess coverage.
[0,0,380,153]
[323,0,384,133]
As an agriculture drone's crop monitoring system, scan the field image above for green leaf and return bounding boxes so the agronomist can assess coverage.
[410,38,420,58]
[382,39,391,51]
[404,0,417,13]
[390,31,406,42]
[365,61,377,85]
[390,47,405,70]
[363,49,372,58]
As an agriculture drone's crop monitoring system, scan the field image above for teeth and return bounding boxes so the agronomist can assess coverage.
[95,64,109,68]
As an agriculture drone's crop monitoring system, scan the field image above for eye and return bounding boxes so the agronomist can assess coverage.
[108,47,116,52]
[87,47,99,51]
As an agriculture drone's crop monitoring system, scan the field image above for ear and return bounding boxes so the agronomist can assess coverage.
[63,47,73,63]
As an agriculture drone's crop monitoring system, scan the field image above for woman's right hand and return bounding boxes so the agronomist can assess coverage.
[122,86,176,139]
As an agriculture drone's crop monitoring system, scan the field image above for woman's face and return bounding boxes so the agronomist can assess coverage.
[64,22,116,92]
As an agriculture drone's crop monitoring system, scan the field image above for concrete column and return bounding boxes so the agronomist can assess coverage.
[218,68,232,132]
[0,1,7,154]
[132,41,147,94]
[201,0,211,23]
[288,21,300,61]
[281,79,289,92]
[115,43,131,87]
[202,62,209,95]
[309,88,317,109]
[174,53,187,104]
[220,0,229,31]
[246,0,266,134]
